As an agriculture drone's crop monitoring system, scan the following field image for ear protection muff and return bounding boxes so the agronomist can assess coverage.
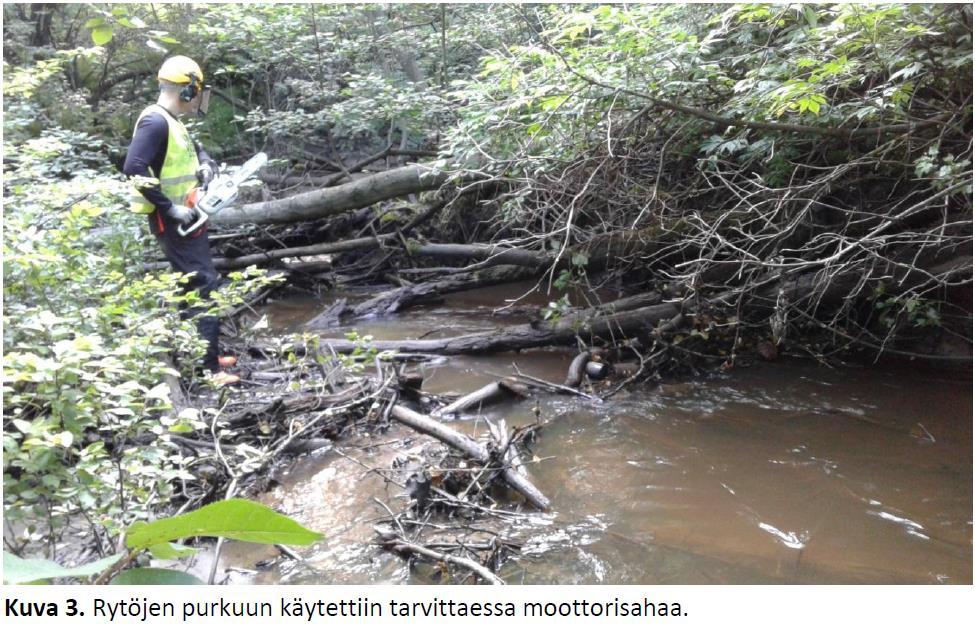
[179,72,200,102]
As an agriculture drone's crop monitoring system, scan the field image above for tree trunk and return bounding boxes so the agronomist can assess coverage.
[214,163,449,226]
[434,379,528,417]
[346,265,535,318]
[30,4,55,47]
[217,236,385,271]
[311,297,681,355]
[412,243,551,268]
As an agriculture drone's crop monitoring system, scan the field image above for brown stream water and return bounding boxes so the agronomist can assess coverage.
[211,283,972,585]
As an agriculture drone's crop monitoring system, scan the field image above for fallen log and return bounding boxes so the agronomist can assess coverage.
[390,405,551,510]
[198,217,681,276]
[306,245,673,324]
[157,354,189,413]
[487,419,529,479]
[312,298,682,355]
[411,243,551,269]
[407,224,685,273]
[434,378,529,417]
[304,265,536,325]
[210,236,386,270]
[305,298,348,329]
[143,236,387,272]
[352,265,536,317]
[281,258,332,274]
[405,225,683,273]
[312,259,919,356]
[215,163,451,227]
[207,199,447,273]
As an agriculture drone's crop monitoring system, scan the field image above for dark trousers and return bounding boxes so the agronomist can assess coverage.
[156,227,221,372]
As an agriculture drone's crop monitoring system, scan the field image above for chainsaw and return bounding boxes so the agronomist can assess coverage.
[178,151,268,236]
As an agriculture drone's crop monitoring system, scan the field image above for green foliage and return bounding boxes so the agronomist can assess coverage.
[115,499,320,585]
[2,551,123,585]
[873,285,942,330]
[443,4,971,184]
[82,5,180,49]
[191,3,453,154]
[126,498,323,548]
[554,252,589,292]
[541,295,572,323]
[914,145,973,192]
[5,499,322,585]
[2,77,279,557]
[339,330,380,372]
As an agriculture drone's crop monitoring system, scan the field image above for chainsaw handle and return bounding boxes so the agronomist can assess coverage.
[177,210,208,237]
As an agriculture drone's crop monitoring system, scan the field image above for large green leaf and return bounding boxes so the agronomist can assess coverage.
[147,542,198,560]
[91,26,114,46]
[110,568,204,585]
[3,551,123,585]
[126,498,323,549]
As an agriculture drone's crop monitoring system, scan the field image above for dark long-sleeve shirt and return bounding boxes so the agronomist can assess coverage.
[123,107,212,213]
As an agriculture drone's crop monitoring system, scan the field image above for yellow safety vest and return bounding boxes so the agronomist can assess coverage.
[128,104,200,214]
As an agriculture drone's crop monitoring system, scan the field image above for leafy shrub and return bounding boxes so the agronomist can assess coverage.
[3,104,277,556]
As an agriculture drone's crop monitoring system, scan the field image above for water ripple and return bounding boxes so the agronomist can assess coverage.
[757,522,809,550]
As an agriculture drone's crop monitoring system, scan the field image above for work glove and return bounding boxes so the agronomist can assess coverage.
[168,204,198,225]
[196,160,219,186]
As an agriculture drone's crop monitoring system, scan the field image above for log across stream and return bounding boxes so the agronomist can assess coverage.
[205,283,972,585]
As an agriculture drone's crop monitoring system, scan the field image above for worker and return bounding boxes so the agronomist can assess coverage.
[123,55,238,386]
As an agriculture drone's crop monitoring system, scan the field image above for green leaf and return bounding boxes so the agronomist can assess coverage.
[147,542,198,560]
[802,6,818,27]
[110,568,203,585]
[3,551,123,585]
[84,17,106,29]
[540,95,568,111]
[91,26,114,46]
[125,498,323,549]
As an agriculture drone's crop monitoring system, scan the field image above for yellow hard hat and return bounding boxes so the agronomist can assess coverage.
[157,55,203,86]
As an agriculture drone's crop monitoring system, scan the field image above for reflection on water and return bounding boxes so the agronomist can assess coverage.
[220,288,972,584]
[519,362,971,584]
